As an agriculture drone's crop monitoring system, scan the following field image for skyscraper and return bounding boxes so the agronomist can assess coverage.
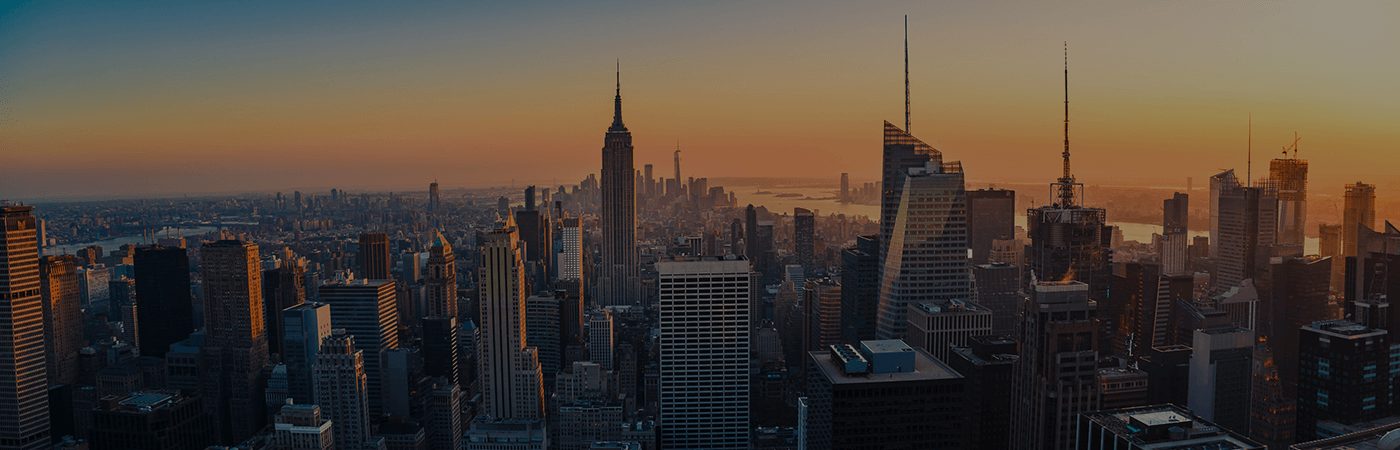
[905,299,991,363]
[839,173,850,203]
[478,217,544,420]
[199,239,270,444]
[1269,153,1309,248]
[422,316,461,383]
[1162,192,1190,276]
[314,330,377,450]
[282,302,332,404]
[1342,182,1377,267]
[556,217,582,282]
[524,295,560,386]
[319,277,399,417]
[0,205,51,450]
[879,122,939,269]
[1076,404,1264,449]
[428,180,441,213]
[1009,281,1099,450]
[41,255,83,386]
[972,262,1021,336]
[967,188,1015,265]
[875,159,969,339]
[947,335,1018,450]
[657,257,751,449]
[425,230,457,319]
[262,254,306,359]
[1026,49,1112,301]
[133,245,194,358]
[1296,320,1391,441]
[587,309,614,369]
[1187,326,1254,434]
[358,232,392,280]
[840,235,880,343]
[597,65,641,307]
[1210,169,1279,292]
[793,207,815,275]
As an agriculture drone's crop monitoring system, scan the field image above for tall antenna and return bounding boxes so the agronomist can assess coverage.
[1056,41,1075,207]
[904,15,910,132]
[1247,114,1252,187]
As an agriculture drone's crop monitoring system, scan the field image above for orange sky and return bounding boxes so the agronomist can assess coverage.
[2,1,1397,200]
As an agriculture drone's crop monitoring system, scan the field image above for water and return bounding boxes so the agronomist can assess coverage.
[729,185,1320,254]
[48,226,220,255]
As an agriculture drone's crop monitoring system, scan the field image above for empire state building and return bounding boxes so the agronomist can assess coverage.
[596,65,641,306]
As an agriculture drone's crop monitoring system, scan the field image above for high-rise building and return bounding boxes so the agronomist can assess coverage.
[281,302,332,405]
[271,402,334,450]
[793,208,815,274]
[1009,281,1099,450]
[315,330,378,450]
[1296,320,1391,441]
[422,316,460,383]
[1210,169,1279,293]
[597,66,641,307]
[524,295,560,387]
[947,335,1017,450]
[90,391,211,450]
[1342,182,1377,258]
[905,299,991,363]
[1026,54,1112,302]
[1188,326,1254,434]
[428,181,441,214]
[657,257,751,449]
[840,235,880,342]
[425,231,457,319]
[1096,367,1150,410]
[319,277,400,416]
[358,233,392,280]
[1319,223,1342,259]
[587,309,614,369]
[41,255,83,386]
[426,379,463,450]
[477,218,544,420]
[967,188,1015,265]
[972,262,1021,336]
[133,245,194,358]
[1076,404,1264,449]
[1162,192,1190,275]
[876,159,969,339]
[262,255,306,359]
[802,278,842,353]
[515,186,553,283]
[1270,155,1309,248]
[879,121,939,268]
[557,218,582,282]
[0,205,51,450]
[839,173,850,203]
[199,240,270,444]
[803,341,968,449]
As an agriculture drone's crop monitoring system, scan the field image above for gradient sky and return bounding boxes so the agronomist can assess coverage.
[2,1,1397,200]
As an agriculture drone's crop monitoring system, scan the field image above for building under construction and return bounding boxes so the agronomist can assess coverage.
[1269,154,1308,249]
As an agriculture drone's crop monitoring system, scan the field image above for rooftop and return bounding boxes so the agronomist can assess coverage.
[809,344,961,385]
[1082,404,1263,449]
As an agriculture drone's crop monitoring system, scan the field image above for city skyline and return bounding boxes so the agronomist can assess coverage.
[3,1,1399,200]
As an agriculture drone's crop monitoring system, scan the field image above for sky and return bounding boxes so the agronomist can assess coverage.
[2,1,1397,200]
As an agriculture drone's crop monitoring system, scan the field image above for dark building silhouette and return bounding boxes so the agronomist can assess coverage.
[948,335,1017,450]
[967,188,1015,265]
[0,205,51,450]
[1010,281,1099,450]
[90,391,210,450]
[41,255,84,386]
[134,245,194,358]
[1296,320,1392,441]
[973,262,1021,336]
[793,207,815,275]
[1076,404,1264,449]
[596,66,641,307]
[840,235,880,342]
[804,341,968,450]
[358,233,392,280]
[261,256,305,359]
[198,240,269,444]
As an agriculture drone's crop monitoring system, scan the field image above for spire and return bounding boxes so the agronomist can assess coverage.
[1057,41,1076,206]
[611,59,625,130]
[904,15,911,133]
[1247,113,1252,187]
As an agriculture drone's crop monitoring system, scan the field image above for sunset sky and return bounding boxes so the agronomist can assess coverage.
[2,1,1397,200]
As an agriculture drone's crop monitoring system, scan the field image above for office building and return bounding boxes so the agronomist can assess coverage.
[425,379,462,450]
[271,402,335,450]
[793,207,815,274]
[905,298,991,363]
[464,418,547,450]
[422,316,460,384]
[90,391,210,450]
[282,302,332,404]
[879,121,939,269]
[425,231,457,320]
[968,188,1016,265]
[1096,367,1150,410]
[358,232,392,280]
[524,295,560,385]
[596,67,642,307]
[1010,281,1100,450]
[41,255,83,386]
[1270,155,1309,248]
[319,277,400,416]
[803,341,968,449]
[1296,320,1392,441]
[314,330,376,450]
[1210,169,1278,293]
[1076,404,1264,449]
[1162,192,1190,276]
[1187,326,1254,434]
[803,278,842,353]
[557,217,582,282]
[657,257,751,449]
[972,262,1021,336]
[947,335,1017,450]
[0,205,51,450]
[876,158,969,339]
[840,235,880,342]
[1342,182,1377,259]
[199,240,270,444]
[588,309,614,369]
[262,255,306,359]
[477,217,544,420]
[133,245,194,358]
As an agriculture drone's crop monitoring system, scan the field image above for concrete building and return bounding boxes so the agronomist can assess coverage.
[1296,320,1392,442]
[41,255,84,386]
[464,419,547,450]
[972,262,1021,336]
[1010,281,1100,450]
[793,207,815,274]
[904,298,991,363]
[271,402,334,450]
[89,391,210,450]
[199,240,270,444]
[425,231,457,319]
[1187,326,1253,434]
[587,309,614,370]
[947,335,1018,450]
[319,277,400,417]
[314,330,377,450]
[1269,156,1309,249]
[596,68,642,306]
[657,257,751,449]
[477,217,544,420]
[1076,404,1264,449]
[967,188,1016,265]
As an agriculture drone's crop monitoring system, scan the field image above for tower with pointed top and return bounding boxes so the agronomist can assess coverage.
[1026,44,1113,302]
[597,63,642,306]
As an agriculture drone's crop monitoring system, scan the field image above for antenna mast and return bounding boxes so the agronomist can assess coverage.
[904,15,910,132]
[1247,114,1252,187]
[1056,42,1075,207]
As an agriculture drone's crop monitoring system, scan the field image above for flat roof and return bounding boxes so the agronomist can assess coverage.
[809,346,961,385]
